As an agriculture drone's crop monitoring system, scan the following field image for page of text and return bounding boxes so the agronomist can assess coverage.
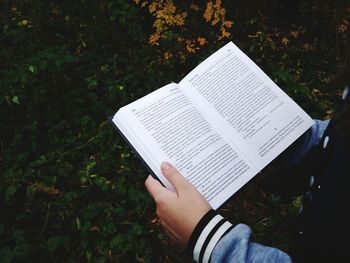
[113,83,257,209]
[180,42,314,169]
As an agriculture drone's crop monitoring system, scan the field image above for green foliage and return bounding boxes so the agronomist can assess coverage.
[0,0,156,262]
[0,0,346,262]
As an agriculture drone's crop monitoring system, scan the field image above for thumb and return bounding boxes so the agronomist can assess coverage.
[160,162,191,194]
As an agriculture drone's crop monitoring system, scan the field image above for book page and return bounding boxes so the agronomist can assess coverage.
[180,42,314,170]
[113,83,258,209]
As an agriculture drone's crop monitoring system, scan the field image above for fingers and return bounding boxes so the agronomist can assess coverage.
[161,162,191,194]
[145,175,166,199]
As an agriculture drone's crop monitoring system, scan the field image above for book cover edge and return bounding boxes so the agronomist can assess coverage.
[107,116,164,187]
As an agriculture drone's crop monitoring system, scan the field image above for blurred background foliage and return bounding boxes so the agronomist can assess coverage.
[0,0,349,262]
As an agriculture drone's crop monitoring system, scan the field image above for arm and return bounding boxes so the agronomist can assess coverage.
[145,162,292,263]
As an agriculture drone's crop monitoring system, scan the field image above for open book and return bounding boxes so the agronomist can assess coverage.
[111,42,314,209]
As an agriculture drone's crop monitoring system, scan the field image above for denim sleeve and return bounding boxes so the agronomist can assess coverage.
[210,224,292,263]
[277,119,329,169]
[186,210,292,263]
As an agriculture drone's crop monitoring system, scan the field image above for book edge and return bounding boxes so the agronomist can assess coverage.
[107,116,164,187]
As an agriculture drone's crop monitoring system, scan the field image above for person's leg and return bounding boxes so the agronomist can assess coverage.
[278,119,330,169]
[269,119,330,199]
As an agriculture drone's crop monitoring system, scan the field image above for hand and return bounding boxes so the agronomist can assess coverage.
[145,162,212,247]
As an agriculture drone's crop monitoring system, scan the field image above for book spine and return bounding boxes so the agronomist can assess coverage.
[108,116,164,186]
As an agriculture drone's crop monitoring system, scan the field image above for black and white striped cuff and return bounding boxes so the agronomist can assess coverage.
[186,210,234,263]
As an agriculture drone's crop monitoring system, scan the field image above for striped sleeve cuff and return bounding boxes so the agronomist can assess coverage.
[186,210,234,263]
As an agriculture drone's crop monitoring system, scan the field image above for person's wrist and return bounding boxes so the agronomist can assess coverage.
[186,210,234,263]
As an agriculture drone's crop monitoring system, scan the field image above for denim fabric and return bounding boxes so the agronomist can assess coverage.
[209,119,330,263]
[211,224,292,262]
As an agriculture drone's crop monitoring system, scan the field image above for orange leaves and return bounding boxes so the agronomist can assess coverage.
[223,20,233,28]
[148,2,157,13]
[247,28,317,52]
[149,33,160,46]
[204,0,227,25]
[282,37,289,46]
[290,30,300,39]
[133,0,147,8]
[146,0,187,45]
[336,6,349,33]
[219,28,231,40]
[211,4,224,25]
[186,40,196,53]
[203,1,214,22]
[337,19,349,33]
[163,51,173,60]
[203,0,233,40]
[197,37,207,46]
[132,0,233,52]
[337,24,348,33]
[186,38,208,53]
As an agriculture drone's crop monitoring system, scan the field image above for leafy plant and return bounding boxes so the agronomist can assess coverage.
[0,0,347,262]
